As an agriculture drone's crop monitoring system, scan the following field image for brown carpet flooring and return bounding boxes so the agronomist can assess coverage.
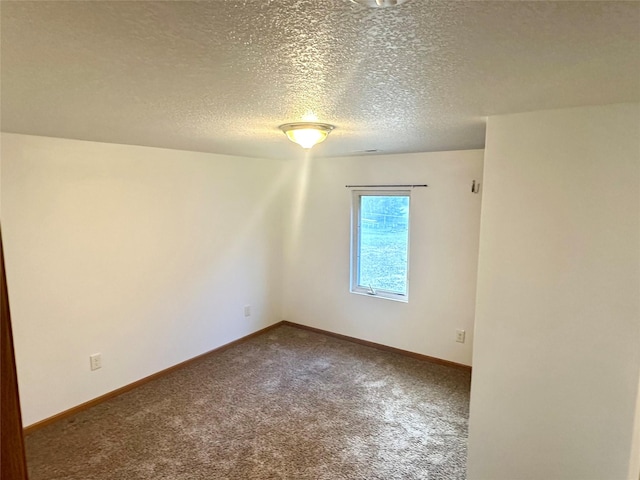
[25,325,471,479]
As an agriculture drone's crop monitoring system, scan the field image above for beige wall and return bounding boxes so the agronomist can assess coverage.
[283,150,484,366]
[630,368,640,480]
[467,103,640,479]
[1,133,290,426]
[2,135,485,427]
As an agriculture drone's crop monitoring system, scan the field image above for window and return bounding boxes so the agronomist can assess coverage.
[351,190,410,301]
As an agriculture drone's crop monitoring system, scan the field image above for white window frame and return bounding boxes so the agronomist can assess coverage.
[350,189,411,302]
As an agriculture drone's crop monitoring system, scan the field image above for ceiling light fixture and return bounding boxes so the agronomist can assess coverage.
[279,122,335,149]
[350,0,410,8]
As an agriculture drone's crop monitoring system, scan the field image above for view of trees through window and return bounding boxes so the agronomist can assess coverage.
[358,195,409,295]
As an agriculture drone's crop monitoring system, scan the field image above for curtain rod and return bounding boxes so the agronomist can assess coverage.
[345,184,428,188]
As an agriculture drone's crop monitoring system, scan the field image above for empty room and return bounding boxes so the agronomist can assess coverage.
[1,1,639,479]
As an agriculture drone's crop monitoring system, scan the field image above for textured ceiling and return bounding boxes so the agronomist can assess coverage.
[1,1,639,159]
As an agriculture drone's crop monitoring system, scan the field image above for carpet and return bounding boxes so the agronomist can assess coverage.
[25,325,471,479]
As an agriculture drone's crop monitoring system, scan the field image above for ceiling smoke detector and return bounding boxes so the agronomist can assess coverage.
[350,0,410,7]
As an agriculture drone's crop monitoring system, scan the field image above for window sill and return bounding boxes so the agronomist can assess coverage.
[350,290,409,303]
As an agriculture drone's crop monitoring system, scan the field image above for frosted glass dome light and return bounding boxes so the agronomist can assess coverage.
[279,122,335,149]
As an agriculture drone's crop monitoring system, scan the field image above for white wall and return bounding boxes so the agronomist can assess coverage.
[1,133,289,426]
[284,150,484,366]
[467,103,640,480]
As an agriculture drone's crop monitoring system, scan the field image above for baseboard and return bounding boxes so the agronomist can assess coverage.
[23,321,285,435]
[281,321,472,372]
[25,319,470,435]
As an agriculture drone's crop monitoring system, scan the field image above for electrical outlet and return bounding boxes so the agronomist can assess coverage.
[244,305,251,317]
[90,353,102,371]
[456,329,466,343]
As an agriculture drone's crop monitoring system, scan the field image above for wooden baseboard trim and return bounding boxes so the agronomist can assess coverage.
[25,319,469,435]
[23,321,285,436]
[281,321,472,372]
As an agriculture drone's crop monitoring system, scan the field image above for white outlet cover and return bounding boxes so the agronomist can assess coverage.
[90,353,102,370]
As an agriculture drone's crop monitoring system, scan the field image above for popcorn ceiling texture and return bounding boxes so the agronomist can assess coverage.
[2,0,639,158]
[25,325,471,479]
